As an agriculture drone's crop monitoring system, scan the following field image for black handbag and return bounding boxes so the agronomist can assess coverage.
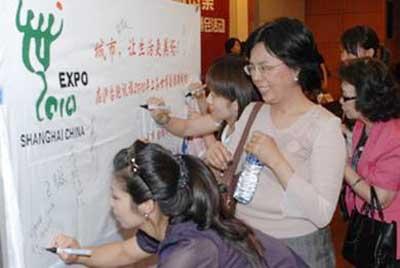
[342,185,397,267]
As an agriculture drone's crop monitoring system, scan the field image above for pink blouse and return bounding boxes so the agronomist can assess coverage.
[345,119,400,258]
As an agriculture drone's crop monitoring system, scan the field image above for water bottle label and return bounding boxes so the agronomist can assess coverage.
[246,154,262,166]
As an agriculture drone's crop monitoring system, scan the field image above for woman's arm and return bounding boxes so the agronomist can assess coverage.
[51,234,151,267]
[161,114,220,137]
[246,117,347,227]
[147,97,220,137]
[345,161,397,209]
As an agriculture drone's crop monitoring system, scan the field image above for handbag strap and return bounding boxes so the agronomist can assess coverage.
[363,186,385,221]
[349,125,369,209]
[351,125,368,169]
[223,102,263,193]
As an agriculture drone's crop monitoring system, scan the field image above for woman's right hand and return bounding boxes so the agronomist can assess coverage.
[50,234,81,264]
[147,97,170,125]
[205,141,232,171]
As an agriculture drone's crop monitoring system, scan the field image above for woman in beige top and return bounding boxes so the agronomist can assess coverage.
[206,18,346,267]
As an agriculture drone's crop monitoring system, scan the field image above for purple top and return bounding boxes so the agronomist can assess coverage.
[137,221,308,268]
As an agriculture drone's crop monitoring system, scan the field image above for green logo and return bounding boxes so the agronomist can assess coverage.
[16,0,77,121]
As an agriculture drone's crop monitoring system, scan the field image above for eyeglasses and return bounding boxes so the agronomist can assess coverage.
[341,96,357,102]
[243,62,283,76]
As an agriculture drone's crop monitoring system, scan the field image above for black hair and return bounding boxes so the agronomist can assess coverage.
[341,25,391,65]
[225,37,242,54]
[206,55,260,119]
[245,17,322,93]
[206,55,261,140]
[391,61,400,84]
[113,140,265,267]
[339,58,400,122]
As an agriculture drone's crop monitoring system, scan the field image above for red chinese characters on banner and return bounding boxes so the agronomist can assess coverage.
[95,36,180,62]
[95,73,189,105]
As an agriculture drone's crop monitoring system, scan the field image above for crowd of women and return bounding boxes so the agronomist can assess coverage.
[50,17,400,268]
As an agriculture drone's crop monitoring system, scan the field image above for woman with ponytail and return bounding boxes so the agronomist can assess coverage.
[51,140,306,267]
[341,25,391,65]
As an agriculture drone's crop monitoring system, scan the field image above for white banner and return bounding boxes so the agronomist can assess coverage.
[0,0,200,267]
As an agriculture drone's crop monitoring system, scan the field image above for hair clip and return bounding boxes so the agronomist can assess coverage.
[176,155,189,189]
[130,158,140,173]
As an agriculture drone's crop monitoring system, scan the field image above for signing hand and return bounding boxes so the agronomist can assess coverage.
[146,97,171,125]
[50,234,81,264]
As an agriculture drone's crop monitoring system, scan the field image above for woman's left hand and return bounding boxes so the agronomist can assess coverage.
[245,131,285,168]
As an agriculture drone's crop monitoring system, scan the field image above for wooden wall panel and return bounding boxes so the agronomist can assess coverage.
[306,0,344,15]
[386,0,400,64]
[317,43,342,99]
[343,0,384,14]
[305,0,387,99]
[307,14,342,43]
[342,13,385,40]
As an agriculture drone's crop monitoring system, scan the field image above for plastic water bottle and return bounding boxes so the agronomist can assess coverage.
[233,154,263,204]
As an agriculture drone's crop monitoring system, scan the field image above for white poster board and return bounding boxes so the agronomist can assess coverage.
[0,0,200,267]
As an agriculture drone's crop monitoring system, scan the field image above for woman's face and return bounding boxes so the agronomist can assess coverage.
[207,90,237,122]
[248,42,298,104]
[340,45,375,62]
[340,48,358,62]
[110,179,145,229]
[340,81,362,120]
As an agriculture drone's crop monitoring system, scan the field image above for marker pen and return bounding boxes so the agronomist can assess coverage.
[46,247,92,256]
[185,85,206,97]
[140,104,170,110]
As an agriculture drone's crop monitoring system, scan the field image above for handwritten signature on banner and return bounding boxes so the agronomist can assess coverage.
[31,154,84,255]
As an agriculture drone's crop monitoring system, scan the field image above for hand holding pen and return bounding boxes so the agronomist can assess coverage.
[185,82,206,98]
[145,97,171,125]
[50,234,85,264]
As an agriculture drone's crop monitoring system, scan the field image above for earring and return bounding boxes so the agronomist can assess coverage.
[144,213,149,219]
[294,76,299,82]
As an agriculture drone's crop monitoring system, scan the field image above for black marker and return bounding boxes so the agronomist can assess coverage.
[140,104,169,110]
[185,86,206,97]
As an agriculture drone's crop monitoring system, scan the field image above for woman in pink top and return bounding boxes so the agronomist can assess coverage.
[340,58,400,261]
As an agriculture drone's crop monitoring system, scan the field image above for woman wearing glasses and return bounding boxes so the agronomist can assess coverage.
[340,25,391,157]
[206,17,346,267]
[340,58,400,263]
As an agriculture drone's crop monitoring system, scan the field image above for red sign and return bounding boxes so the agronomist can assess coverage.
[174,0,229,78]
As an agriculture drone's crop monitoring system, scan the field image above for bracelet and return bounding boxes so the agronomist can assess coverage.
[351,177,362,188]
